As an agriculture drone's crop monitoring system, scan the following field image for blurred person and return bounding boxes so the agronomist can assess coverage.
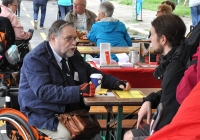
[156,3,173,17]
[16,0,21,18]
[65,0,97,34]
[123,14,186,140]
[18,20,131,140]
[183,0,200,27]
[0,0,32,40]
[136,0,144,15]
[58,0,73,20]
[33,0,48,30]
[161,0,176,11]
[87,1,132,62]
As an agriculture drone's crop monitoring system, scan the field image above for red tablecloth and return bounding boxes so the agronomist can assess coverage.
[90,62,161,88]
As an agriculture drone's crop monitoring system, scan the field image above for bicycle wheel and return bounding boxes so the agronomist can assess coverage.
[0,113,35,140]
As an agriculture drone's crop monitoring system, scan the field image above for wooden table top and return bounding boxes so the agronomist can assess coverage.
[84,88,160,106]
[77,46,137,54]
[78,39,151,43]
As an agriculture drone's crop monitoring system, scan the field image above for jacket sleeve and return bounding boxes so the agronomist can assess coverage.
[2,7,31,40]
[82,58,119,89]
[143,90,162,109]
[121,22,132,46]
[87,24,97,43]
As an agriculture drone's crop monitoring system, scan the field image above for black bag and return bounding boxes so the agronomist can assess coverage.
[172,22,200,68]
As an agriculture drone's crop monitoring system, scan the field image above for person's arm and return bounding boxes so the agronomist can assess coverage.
[184,0,188,7]
[121,22,132,46]
[87,24,97,43]
[9,12,31,40]
[143,90,162,109]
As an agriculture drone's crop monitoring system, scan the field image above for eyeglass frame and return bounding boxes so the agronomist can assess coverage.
[57,36,79,43]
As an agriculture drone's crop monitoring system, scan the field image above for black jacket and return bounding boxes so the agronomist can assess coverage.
[144,46,185,130]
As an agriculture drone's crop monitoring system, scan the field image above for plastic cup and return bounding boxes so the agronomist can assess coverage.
[90,73,103,93]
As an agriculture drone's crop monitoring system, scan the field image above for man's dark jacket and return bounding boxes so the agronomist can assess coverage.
[18,41,119,131]
[144,46,185,130]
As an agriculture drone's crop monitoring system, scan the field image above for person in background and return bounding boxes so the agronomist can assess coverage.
[16,0,21,18]
[58,0,73,20]
[87,1,132,62]
[156,3,173,17]
[183,0,200,27]
[161,0,176,11]
[123,14,186,140]
[18,20,131,140]
[65,0,96,34]
[136,0,144,15]
[33,0,48,30]
[0,0,32,40]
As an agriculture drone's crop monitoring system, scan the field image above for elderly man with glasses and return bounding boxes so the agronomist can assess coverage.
[65,0,97,34]
[0,0,32,40]
[18,20,131,140]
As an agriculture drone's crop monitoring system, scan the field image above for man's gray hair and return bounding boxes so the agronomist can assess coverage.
[99,1,114,17]
[47,20,73,41]
[2,0,15,6]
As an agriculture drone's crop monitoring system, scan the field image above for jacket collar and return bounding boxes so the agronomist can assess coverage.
[154,46,178,80]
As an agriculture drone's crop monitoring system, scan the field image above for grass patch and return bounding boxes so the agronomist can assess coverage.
[115,0,191,17]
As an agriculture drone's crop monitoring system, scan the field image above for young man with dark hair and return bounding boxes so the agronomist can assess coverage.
[124,14,186,140]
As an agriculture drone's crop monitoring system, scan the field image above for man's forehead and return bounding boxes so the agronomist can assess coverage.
[74,0,85,4]
[60,26,76,35]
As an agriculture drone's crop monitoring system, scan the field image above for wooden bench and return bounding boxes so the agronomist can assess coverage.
[89,106,141,115]
[98,119,137,130]
[90,106,155,130]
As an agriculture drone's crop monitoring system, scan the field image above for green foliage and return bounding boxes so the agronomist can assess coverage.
[115,0,191,17]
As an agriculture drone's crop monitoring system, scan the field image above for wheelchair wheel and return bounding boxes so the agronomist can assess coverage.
[0,113,35,140]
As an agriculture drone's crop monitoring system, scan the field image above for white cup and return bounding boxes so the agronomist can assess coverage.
[90,73,103,93]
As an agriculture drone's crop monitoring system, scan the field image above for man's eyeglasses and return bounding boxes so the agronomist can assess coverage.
[73,3,85,6]
[58,36,79,43]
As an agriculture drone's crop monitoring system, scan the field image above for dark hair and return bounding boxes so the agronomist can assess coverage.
[47,20,73,41]
[2,0,15,6]
[161,0,176,11]
[151,14,186,47]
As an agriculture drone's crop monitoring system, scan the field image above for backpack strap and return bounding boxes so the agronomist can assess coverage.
[189,59,197,66]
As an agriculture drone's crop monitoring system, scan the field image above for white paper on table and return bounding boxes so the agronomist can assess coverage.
[118,62,133,67]
[100,43,111,65]
[115,53,129,62]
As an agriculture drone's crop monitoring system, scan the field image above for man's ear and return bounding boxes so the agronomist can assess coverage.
[160,35,167,45]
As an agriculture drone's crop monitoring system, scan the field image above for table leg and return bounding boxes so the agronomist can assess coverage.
[105,106,112,140]
[84,54,86,61]
[116,106,123,140]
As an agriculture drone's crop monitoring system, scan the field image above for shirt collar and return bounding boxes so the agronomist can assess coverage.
[49,42,62,62]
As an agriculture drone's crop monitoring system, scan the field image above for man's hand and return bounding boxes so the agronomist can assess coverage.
[136,101,152,129]
[80,83,95,97]
[112,80,131,90]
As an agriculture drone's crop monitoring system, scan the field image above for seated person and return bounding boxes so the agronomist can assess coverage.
[87,1,132,62]
[18,20,131,140]
[0,0,32,40]
[123,14,186,140]
[146,81,200,140]
[65,0,96,36]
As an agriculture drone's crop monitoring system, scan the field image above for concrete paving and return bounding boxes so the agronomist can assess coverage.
[87,0,192,36]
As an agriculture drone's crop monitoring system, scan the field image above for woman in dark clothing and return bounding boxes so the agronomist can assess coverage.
[123,14,186,140]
